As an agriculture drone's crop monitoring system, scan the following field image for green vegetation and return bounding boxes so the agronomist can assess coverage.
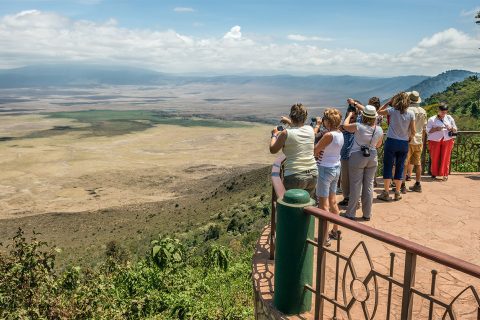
[423,75,480,130]
[0,187,271,319]
[9,110,251,141]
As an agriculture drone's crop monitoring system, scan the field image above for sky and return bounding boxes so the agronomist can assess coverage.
[0,0,479,76]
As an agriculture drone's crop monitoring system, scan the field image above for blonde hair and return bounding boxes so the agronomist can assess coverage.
[361,115,376,126]
[391,92,410,114]
[289,103,308,124]
[323,108,342,129]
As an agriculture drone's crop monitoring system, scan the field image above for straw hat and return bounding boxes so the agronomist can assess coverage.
[407,91,422,104]
[362,105,378,118]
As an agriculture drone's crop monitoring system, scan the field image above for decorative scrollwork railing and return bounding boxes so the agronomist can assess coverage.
[270,155,480,320]
[376,131,480,175]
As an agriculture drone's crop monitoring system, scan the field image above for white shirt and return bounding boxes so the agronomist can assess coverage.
[318,131,344,168]
[426,115,457,142]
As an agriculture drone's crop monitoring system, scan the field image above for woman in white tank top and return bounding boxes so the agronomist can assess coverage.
[314,108,344,246]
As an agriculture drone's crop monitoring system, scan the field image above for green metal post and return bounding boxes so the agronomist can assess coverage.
[273,189,315,315]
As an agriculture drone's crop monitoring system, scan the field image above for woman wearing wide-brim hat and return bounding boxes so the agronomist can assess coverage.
[339,105,384,221]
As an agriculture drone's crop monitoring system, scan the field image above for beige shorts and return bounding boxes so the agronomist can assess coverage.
[406,144,423,166]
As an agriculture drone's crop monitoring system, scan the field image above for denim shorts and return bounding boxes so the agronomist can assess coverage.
[316,165,340,198]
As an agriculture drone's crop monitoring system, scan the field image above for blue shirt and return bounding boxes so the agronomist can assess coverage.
[340,131,355,160]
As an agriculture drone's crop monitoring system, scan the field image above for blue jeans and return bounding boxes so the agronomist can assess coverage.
[383,137,409,180]
[316,165,340,198]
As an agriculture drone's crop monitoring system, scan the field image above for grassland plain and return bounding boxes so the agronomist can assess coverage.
[0,110,275,267]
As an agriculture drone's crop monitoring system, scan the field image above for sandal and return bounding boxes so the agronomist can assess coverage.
[328,230,342,240]
[377,190,391,202]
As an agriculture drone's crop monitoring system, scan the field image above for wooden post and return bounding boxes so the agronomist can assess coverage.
[314,218,328,320]
[401,252,417,320]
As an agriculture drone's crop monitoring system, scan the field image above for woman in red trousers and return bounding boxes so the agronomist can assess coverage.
[426,104,457,181]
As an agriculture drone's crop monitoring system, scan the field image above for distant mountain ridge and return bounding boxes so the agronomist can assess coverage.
[407,70,478,100]
[0,64,432,106]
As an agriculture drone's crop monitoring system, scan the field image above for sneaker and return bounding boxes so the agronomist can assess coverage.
[405,175,411,181]
[362,216,371,221]
[340,212,355,220]
[409,183,422,193]
[377,190,391,202]
[338,198,349,206]
[400,184,407,194]
[394,191,402,201]
[328,230,342,240]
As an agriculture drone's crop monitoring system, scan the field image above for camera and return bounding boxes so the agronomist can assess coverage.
[276,125,285,132]
[347,104,356,113]
[448,131,458,137]
[361,145,370,157]
[310,117,317,127]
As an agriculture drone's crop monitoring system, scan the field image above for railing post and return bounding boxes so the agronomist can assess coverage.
[314,217,328,320]
[401,251,417,320]
[270,185,276,260]
[273,189,315,315]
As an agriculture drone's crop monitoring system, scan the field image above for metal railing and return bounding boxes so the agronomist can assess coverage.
[270,155,480,320]
[374,131,480,176]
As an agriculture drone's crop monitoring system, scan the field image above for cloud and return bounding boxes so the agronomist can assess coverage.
[174,7,194,13]
[223,25,242,40]
[287,34,333,42]
[0,10,479,76]
[460,7,480,17]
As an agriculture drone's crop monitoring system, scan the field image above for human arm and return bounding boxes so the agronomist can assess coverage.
[314,132,333,157]
[280,116,292,126]
[408,120,416,142]
[313,117,322,134]
[269,128,287,154]
[347,98,365,112]
[447,115,457,132]
[427,118,443,134]
[341,112,357,133]
[377,99,392,116]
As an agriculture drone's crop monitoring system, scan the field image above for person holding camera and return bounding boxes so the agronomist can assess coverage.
[314,108,344,245]
[338,100,360,207]
[377,92,415,202]
[340,105,383,221]
[270,103,318,198]
[426,104,457,181]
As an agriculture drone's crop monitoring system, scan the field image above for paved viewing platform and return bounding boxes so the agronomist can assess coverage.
[253,173,480,319]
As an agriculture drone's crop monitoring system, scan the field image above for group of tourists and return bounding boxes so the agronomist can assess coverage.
[269,91,457,245]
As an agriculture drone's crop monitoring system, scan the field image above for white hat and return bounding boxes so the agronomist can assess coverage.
[407,91,422,104]
[362,105,378,118]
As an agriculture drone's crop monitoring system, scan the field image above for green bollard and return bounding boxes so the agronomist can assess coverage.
[273,189,315,314]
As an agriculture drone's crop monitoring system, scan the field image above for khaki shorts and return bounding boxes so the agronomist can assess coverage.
[406,144,423,166]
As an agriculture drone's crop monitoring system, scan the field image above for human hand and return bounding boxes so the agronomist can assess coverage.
[280,116,291,125]
[271,127,279,136]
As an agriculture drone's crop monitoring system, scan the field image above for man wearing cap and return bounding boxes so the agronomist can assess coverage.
[426,103,457,181]
[401,91,427,193]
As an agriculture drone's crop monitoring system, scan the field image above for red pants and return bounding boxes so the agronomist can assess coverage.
[428,139,454,177]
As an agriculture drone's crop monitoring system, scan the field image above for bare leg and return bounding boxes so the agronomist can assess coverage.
[328,193,339,232]
[394,179,402,192]
[383,178,391,192]
[414,164,422,182]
